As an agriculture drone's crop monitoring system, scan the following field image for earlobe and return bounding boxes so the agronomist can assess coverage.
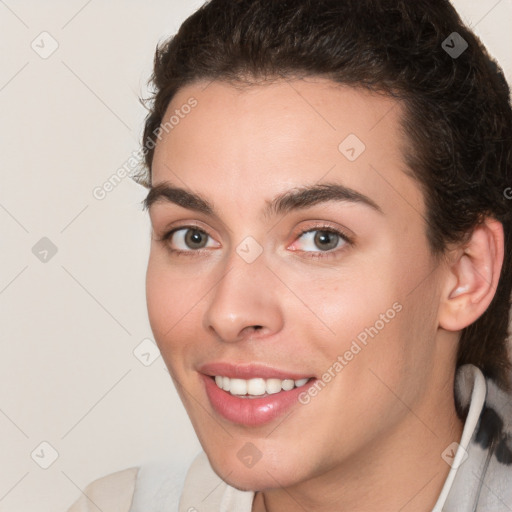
[439,218,504,332]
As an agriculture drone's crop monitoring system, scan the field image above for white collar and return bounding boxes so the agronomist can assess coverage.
[432,364,487,511]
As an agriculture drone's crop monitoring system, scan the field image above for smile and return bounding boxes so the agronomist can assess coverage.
[200,373,317,426]
[213,376,311,397]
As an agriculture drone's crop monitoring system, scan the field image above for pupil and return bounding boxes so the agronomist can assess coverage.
[315,231,337,251]
[187,230,206,248]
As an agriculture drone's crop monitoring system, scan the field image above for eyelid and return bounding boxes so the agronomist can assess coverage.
[155,219,215,241]
[154,225,218,258]
[286,222,353,258]
[157,224,219,246]
[289,221,354,245]
[156,220,354,258]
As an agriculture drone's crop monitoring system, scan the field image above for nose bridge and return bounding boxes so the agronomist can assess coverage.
[203,244,282,343]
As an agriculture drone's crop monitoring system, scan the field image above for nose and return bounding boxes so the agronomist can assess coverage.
[203,251,284,343]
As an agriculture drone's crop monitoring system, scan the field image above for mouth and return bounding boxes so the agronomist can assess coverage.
[198,362,317,426]
[210,375,313,398]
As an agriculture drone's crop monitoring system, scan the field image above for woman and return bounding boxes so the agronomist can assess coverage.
[67,0,512,510]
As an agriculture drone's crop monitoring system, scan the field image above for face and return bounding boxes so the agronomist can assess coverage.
[146,78,455,491]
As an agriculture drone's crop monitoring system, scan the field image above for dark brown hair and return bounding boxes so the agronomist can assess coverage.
[139,0,512,390]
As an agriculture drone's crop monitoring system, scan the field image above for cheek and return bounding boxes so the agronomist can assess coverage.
[146,259,171,338]
[145,254,195,351]
[296,252,436,389]
[284,260,400,352]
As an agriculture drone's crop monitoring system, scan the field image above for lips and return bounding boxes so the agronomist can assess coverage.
[198,361,313,380]
[198,361,317,426]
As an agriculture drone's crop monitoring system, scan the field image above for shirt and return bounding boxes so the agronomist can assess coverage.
[66,364,512,512]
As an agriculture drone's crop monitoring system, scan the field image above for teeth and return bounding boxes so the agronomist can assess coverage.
[266,378,282,394]
[282,379,294,391]
[213,376,311,396]
[247,378,266,395]
[230,378,247,395]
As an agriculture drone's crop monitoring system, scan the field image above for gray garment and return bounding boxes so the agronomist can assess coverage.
[442,365,512,511]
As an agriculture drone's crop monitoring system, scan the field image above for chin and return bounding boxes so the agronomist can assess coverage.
[206,447,307,492]
[218,467,298,493]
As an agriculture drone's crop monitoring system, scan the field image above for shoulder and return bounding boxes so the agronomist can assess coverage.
[66,467,139,512]
[65,452,254,512]
[446,366,512,510]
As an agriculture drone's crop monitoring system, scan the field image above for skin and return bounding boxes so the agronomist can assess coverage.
[145,78,502,511]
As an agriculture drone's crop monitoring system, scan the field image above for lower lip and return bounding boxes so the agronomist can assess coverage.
[201,374,316,427]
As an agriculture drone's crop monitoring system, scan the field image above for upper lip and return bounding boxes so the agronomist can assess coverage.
[198,361,313,380]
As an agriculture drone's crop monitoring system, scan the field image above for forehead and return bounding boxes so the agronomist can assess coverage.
[151,78,425,224]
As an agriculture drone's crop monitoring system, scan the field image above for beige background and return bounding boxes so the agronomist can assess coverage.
[0,1,511,511]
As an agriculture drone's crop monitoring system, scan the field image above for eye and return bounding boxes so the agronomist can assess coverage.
[290,227,351,255]
[157,224,352,259]
[160,226,219,254]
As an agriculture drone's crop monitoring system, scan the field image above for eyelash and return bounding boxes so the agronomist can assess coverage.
[157,223,354,260]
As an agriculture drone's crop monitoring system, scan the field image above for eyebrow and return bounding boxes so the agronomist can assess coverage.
[143,181,383,219]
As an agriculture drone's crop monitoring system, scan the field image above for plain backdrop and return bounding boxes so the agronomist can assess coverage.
[0,1,511,511]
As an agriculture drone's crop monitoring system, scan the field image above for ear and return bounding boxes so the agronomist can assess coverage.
[439,218,504,332]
